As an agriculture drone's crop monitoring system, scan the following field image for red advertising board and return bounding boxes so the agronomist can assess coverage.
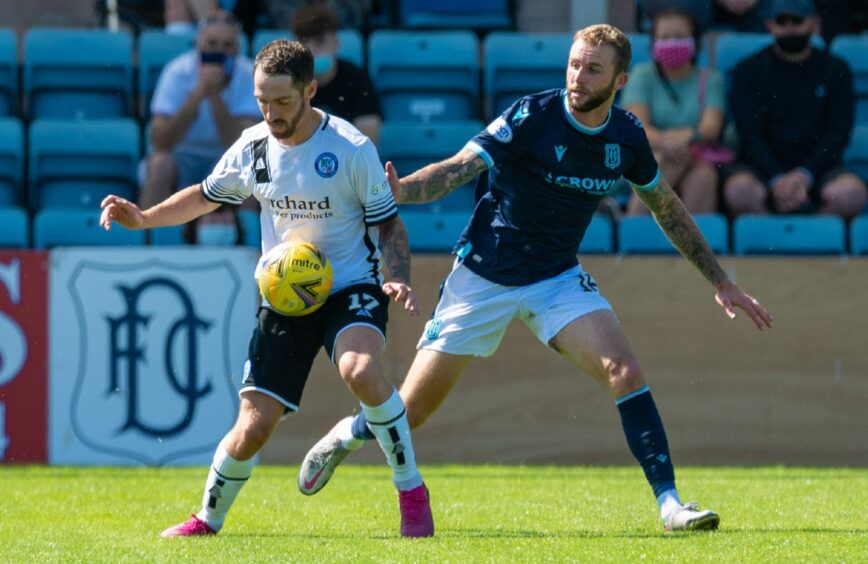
[0,251,48,463]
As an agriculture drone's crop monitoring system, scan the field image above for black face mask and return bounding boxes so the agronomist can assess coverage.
[775,33,811,53]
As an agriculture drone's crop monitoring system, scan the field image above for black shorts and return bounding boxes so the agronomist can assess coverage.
[239,283,389,413]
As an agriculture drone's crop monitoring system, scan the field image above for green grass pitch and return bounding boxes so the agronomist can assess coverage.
[3,465,866,562]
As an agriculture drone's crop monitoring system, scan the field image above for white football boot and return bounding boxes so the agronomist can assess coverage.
[298,417,354,495]
[664,502,720,531]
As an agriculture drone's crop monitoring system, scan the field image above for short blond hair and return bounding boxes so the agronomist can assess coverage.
[572,24,632,75]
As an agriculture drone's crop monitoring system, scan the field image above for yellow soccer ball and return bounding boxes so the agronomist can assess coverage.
[257,240,333,316]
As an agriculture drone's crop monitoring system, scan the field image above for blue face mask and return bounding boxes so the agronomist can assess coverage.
[197,224,237,246]
[313,53,335,76]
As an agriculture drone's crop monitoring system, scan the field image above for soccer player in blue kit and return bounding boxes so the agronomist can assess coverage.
[299,24,774,532]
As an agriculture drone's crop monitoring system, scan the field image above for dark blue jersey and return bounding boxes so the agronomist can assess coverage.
[456,89,660,286]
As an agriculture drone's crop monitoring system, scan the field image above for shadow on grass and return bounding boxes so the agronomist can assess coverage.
[226,525,867,541]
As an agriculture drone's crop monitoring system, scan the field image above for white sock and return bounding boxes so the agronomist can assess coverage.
[335,416,365,451]
[196,440,255,531]
[657,488,683,521]
[361,389,423,491]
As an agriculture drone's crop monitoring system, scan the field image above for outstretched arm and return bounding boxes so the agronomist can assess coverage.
[388,148,487,204]
[636,178,773,330]
[377,216,419,316]
[100,185,219,231]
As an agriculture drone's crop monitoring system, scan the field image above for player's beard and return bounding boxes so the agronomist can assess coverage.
[569,75,617,113]
[268,102,306,140]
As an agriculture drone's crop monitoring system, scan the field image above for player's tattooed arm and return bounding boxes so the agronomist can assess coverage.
[377,216,412,283]
[636,178,728,286]
[396,148,487,203]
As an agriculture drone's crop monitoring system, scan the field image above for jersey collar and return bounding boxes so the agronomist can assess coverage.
[561,92,611,135]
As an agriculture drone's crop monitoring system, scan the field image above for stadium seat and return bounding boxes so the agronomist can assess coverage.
[0,207,28,248]
[251,29,363,67]
[844,125,868,182]
[23,28,133,119]
[368,31,479,122]
[382,121,482,213]
[715,32,824,92]
[137,30,196,119]
[733,215,845,255]
[33,208,146,248]
[29,119,140,210]
[580,214,614,254]
[0,28,16,116]
[619,213,729,255]
[149,225,185,245]
[0,117,23,207]
[400,0,511,30]
[831,35,868,125]
[851,215,868,255]
[400,210,467,252]
[484,32,572,118]
[238,209,261,248]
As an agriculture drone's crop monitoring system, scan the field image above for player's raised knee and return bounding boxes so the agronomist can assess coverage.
[603,356,645,396]
[337,352,381,394]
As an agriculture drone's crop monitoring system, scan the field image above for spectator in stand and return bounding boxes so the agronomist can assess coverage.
[265,0,371,31]
[713,0,772,32]
[140,11,261,210]
[724,0,867,220]
[164,0,218,35]
[622,7,725,215]
[291,4,382,145]
[182,204,245,245]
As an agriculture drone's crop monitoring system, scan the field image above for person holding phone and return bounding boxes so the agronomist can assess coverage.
[140,11,261,210]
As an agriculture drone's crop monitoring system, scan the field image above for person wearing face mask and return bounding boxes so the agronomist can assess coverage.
[290,4,382,145]
[140,11,261,211]
[182,204,244,246]
[621,8,725,216]
[724,0,867,220]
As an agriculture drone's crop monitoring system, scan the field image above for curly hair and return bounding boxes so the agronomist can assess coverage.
[572,24,632,75]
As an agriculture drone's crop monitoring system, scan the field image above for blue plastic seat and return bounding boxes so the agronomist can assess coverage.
[368,31,479,122]
[0,207,28,248]
[137,30,196,119]
[251,29,363,67]
[484,32,572,118]
[733,215,845,255]
[382,121,482,213]
[238,209,260,248]
[29,119,140,210]
[400,0,511,30]
[150,225,186,245]
[400,210,467,252]
[831,35,868,125]
[844,125,868,182]
[580,214,614,254]
[851,215,868,255]
[0,117,23,207]
[24,28,133,119]
[619,213,729,255]
[0,28,16,116]
[34,208,145,248]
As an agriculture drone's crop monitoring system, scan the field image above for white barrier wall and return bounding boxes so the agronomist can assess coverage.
[48,248,259,465]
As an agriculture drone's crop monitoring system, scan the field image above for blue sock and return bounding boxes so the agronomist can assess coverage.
[351,412,375,441]
[616,386,676,498]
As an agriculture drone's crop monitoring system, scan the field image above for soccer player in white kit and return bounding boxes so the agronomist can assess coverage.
[100,40,434,538]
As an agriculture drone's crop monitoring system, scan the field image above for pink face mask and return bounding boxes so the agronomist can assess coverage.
[652,38,696,69]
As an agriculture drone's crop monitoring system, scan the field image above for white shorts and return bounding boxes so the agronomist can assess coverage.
[418,261,612,357]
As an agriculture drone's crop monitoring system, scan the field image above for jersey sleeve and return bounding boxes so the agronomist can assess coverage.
[200,135,254,205]
[623,117,661,191]
[464,97,528,169]
[352,140,397,226]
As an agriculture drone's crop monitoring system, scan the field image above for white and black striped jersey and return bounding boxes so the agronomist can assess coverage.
[201,112,397,292]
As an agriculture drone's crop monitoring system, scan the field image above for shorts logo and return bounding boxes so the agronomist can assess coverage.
[486,117,513,143]
[604,144,621,170]
[315,152,339,178]
[424,318,443,340]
